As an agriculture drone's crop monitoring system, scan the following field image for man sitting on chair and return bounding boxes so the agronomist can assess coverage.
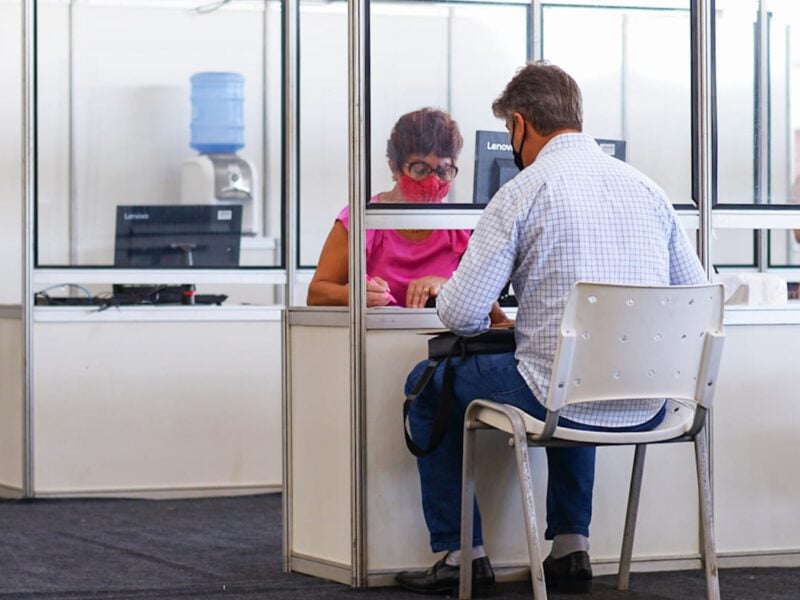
[396,61,707,595]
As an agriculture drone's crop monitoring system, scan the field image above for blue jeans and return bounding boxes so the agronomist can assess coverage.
[404,351,665,553]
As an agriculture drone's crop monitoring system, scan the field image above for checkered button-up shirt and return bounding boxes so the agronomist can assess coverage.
[437,132,706,427]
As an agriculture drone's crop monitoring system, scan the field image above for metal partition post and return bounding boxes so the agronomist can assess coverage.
[692,0,716,565]
[22,0,36,498]
[530,0,541,61]
[281,0,299,573]
[693,0,714,278]
[755,0,769,271]
[280,306,293,573]
[621,14,629,142]
[68,0,77,265]
[785,29,792,224]
[261,1,270,241]
[348,0,368,586]
[283,0,298,307]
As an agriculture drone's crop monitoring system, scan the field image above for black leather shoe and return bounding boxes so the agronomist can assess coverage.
[395,555,495,595]
[543,550,592,594]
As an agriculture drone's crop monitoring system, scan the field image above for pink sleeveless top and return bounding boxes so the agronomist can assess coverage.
[337,201,470,307]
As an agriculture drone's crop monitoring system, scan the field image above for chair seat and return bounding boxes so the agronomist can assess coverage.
[471,399,694,445]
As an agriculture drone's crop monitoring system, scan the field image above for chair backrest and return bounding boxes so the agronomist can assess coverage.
[546,282,725,412]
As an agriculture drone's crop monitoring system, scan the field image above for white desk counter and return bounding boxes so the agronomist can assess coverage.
[284,305,800,586]
[13,305,283,498]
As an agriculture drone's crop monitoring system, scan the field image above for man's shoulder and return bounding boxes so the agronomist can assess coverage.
[586,156,674,212]
[616,161,668,196]
[491,144,671,211]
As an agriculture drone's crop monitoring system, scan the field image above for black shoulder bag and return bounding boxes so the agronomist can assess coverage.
[403,328,516,457]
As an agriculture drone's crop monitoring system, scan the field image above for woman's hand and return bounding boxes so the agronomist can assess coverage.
[406,275,448,308]
[366,275,394,307]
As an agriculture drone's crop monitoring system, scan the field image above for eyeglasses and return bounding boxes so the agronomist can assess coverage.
[405,161,459,182]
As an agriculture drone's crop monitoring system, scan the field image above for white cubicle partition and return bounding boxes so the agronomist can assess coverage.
[713,309,800,564]
[29,305,283,498]
[285,307,712,586]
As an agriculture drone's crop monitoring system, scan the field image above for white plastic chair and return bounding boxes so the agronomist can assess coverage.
[458,282,725,600]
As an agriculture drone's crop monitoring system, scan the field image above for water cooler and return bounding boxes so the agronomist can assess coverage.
[181,72,260,236]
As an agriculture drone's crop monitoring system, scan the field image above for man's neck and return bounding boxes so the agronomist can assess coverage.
[527,128,580,163]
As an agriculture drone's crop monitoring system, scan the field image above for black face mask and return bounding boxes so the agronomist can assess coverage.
[511,122,526,171]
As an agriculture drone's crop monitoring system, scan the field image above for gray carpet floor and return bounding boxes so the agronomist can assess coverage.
[0,493,797,599]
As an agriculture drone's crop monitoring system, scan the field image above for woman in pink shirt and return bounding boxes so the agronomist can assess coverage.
[308,108,472,308]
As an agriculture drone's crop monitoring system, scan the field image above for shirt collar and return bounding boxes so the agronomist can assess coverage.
[536,132,597,160]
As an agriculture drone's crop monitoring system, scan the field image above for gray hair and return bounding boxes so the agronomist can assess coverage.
[492,61,583,135]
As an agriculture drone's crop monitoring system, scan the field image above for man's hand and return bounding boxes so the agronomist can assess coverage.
[489,302,514,327]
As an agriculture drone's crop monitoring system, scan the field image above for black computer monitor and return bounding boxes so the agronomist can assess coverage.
[595,138,627,161]
[114,204,243,268]
[473,131,518,204]
[472,130,627,203]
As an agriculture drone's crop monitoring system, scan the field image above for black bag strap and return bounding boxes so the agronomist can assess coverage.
[403,337,464,458]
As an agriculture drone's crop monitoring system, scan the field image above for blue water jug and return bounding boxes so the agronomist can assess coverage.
[190,72,245,154]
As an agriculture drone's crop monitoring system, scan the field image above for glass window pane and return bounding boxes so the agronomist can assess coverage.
[770,0,800,266]
[300,0,529,306]
[299,0,348,268]
[717,228,800,280]
[299,0,529,271]
[717,0,799,209]
[716,0,758,205]
[542,2,692,205]
[716,229,798,302]
[714,229,756,267]
[716,2,800,272]
[36,1,281,269]
[770,228,800,266]
[369,1,528,205]
[768,3,792,207]
[1,1,22,304]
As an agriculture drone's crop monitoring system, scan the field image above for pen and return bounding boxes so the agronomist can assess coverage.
[365,275,397,304]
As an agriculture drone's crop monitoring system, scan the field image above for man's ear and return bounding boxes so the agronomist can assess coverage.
[510,112,526,143]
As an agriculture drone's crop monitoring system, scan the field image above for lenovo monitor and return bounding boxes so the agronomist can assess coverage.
[472,130,627,203]
[114,204,242,268]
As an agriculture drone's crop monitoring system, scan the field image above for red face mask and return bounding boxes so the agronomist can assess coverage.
[398,175,451,203]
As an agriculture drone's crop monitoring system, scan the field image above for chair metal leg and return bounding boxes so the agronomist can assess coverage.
[459,408,478,599]
[507,411,547,600]
[617,444,647,591]
[694,430,720,600]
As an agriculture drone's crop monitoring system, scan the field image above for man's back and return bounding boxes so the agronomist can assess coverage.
[438,132,706,426]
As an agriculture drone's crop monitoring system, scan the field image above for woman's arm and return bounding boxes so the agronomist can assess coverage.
[307,221,351,306]
[307,221,393,306]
